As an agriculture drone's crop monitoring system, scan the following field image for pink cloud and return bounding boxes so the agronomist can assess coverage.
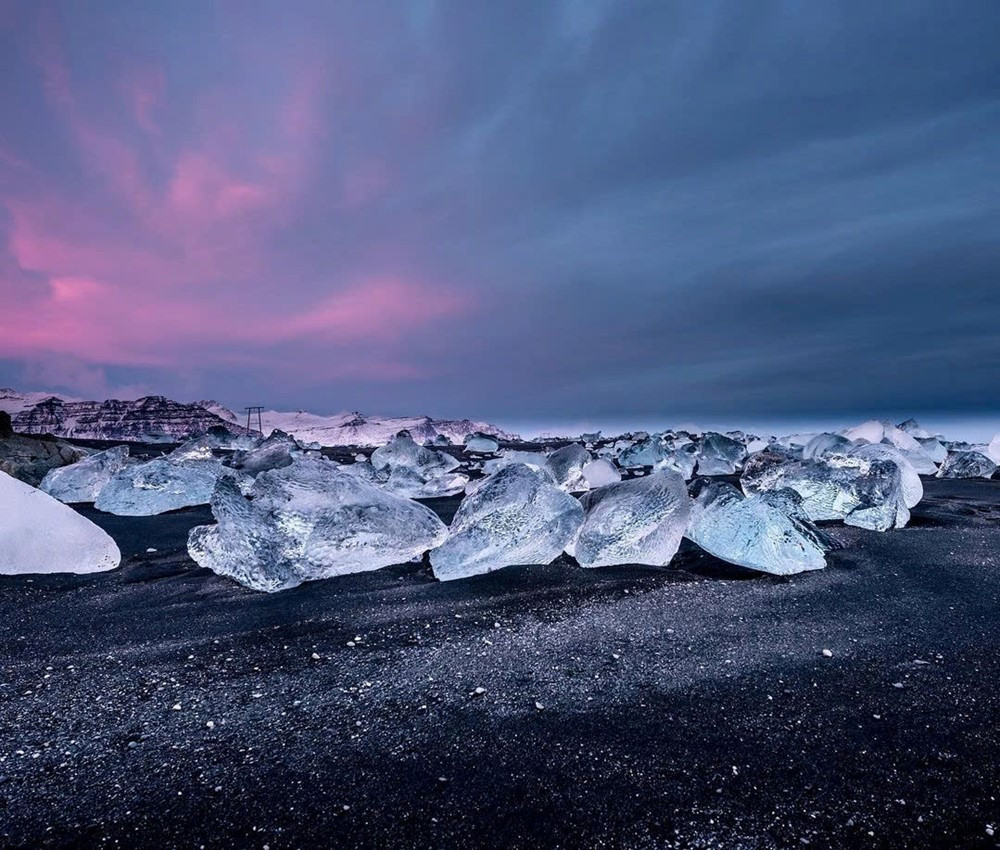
[274,277,464,343]
[0,8,469,395]
[121,65,165,135]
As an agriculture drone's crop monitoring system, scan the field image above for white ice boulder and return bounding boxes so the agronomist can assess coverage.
[687,480,826,575]
[569,470,690,568]
[430,464,583,581]
[989,434,1000,465]
[188,456,447,592]
[843,420,885,444]
[0,470,120,574]
[39,445,130,503]
[581,458,622,488]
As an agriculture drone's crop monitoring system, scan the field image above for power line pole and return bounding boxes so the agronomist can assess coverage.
[244,406,265,435]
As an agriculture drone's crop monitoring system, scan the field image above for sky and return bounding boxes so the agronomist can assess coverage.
[1,0,999,436]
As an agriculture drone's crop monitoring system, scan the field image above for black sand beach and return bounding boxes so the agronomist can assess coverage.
[1,477,999,848]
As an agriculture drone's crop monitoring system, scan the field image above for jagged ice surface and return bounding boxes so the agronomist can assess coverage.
[430,464,583,581]
[188,456,448,591]
[570,470,690,568]
[687,480,826,575]
[39,445,130,503]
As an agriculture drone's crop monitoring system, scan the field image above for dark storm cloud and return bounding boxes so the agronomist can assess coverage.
[1,0,998,428]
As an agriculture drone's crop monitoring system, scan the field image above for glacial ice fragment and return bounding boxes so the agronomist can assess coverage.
[617,436,670,468]
[95,442,223,516]
[226,430,297,477]
[686,480,826,575]
[898,418,932,439]
[570,470,690,568]
[843,420,884,444]
[989,434,1000,465]
[693,433,746,476]
[544,443,592,491]
[383,465,470,498]
[464,434,500,454]
[803,433,851,461]
[0,470,120,574]
[936,451,997,480]
[430,464,583,581]
[741,450,913,531]
[653,450,696,480]
[39,445,130,503]
[371,433,459,478]
[841,443,923,509]
[188,456,448,591]
[581,458,621,488]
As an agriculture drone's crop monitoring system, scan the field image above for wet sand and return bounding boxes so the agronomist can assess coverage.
[1,477,999,848]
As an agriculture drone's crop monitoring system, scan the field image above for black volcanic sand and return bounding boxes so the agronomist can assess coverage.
[1,478,999,848]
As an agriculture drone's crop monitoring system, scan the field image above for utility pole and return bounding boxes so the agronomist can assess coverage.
[244,406,265,436]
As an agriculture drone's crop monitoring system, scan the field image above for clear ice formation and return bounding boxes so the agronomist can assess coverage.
[988,434,1000,465]
[368,432,463,497]
[899,418,932,439]
[39,445,130,503]
[617,436,673,468]
[95,440,222,516]
[686,479,826,575]
[464,434,500,454]
[918,438,948,464]
[741,449,913,531]
[693,433,746,476]
[371,433,459,477]
[430,463,584,581]
[803,433,851,461]
[581,458,622,488]
[226,430,298,477]
[188,456,448,592]
[936,450,997,480]
[544,443,592,491]
[484,450,550,477]
[382,465,470,498]
[653,450,696,480]
[1,470,120,574]
[841,443,923,509]
[569,470,690,568]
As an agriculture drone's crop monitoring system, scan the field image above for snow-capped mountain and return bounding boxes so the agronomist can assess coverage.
[0,388,82,417]
[4,393,247,442]
[1,389,517,446]
[256,410,517,447]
